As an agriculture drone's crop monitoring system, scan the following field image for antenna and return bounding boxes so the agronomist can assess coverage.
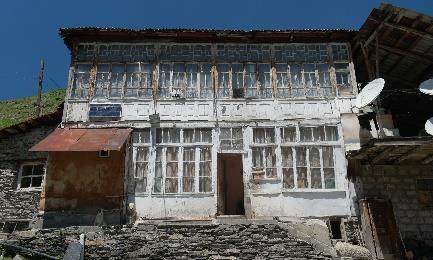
[419,78,433,96]
[355,78,385,108]
[36,59,44,117]
[426,117,433,136]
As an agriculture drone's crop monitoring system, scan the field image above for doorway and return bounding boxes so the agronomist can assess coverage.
[217,154,244,215]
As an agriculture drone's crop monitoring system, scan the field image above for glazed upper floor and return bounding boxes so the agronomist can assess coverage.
[62,28,358,103]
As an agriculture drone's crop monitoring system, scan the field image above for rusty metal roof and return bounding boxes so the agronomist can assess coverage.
[30,128,132,152]
[59,27,357,50]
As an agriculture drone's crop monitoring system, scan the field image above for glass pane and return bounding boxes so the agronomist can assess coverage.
[282,127,296,142]
[266,168,276,178]
[166,147,178,162]
[31,176,43,187]
[324,169,335,189]
[281,147,293,167]
[299,127,313,142]
[199,162,211,177]
[33,164,44,176]
[21,165,33,176]
[135,178,147,193]
[165,179,178,193]
[252,148,263,168]
[297,167,308,188]
[283,168,294,189]
[264,147,276,168]
[200,147,211,161]
[201,129,212,143]
[295,147,307,166]
[133,130,151,143]
[322,147,334,167]
[265,128,275,143]
[325,126,339,141]
[232,128,242,139]
[253,129,265,143]
[166,163,178,177]
[183,163,195,177]
[311,168,322,189]
[135,162,148,178]
[220,128,231,139]
[127,63,140,73]
[169,129,180,143]
[155,162,163,177]
[136,148,149,162]
[154,178,162,193]
[183,178,194,192]
[220,140,231,150]
[199,177,212,192]
[313,126,325,141]
[20,177,31,188]
[184,148,195,161]
[184,129,194,143]
[309,147,321,167]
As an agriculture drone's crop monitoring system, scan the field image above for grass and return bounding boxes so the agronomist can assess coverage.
[0,88,66,129]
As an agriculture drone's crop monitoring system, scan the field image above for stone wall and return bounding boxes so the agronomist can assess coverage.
[2,222,334,259]
[358,165,433,246]
[0,125,56,221]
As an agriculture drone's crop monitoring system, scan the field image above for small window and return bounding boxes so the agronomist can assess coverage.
[329,219,342,239]
[98,150,110,157]
[18,163,45,189]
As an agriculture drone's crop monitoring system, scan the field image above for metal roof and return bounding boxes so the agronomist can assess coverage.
[59,27,357,50]
[349,137,433,165]
[30,128,132,152]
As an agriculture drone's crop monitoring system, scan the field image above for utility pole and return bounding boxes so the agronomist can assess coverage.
[36,59,44,117]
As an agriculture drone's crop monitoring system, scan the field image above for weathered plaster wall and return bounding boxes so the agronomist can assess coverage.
[357,165,433,245]
[42,150,125,211]
[0,125,55,220]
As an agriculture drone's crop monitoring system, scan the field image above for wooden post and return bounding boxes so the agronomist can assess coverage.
[36,59,44,117]
[375,35,380,78]
[360,42,373,81]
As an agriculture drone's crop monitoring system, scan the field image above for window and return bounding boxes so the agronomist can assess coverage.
[165,147,179,193]
[183,128,212,143]
[304,63,318,97]
[335,62,352,96]
[275,63,290,98]
[156,128,180,143]
[98,150,110,157]
[186,63,198,98]
[110,64,125,98]
[252,128,277,179]
[200,64,213,98]
[258,64,272,98]
[158,63,171,98]
[133,129,151,193]
[172,63,186,96]
[217,64,230,98]
[245,63,256,97]
[220,128,243,151]
[154,147,163,193]
[124,63,153,98]
[281,125,339,189]
[183,148,195,192]
[318,63,332,97]
[94,64,110,98]
[199,147,212,192]
[232,63,244,98]
[71,63,91,99]
[18,163,45,189]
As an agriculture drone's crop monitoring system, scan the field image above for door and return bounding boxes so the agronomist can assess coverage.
[360,199,403,260]
[217,154,244,215]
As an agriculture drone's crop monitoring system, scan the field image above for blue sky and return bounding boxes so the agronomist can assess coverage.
[0,0,432,100]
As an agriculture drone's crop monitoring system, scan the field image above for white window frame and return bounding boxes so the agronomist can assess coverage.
[251,127,278,180]
[17,162,46,191]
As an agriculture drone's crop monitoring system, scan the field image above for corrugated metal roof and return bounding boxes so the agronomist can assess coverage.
[30,128,132,152]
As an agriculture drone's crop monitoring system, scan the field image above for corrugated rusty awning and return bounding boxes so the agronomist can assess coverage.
[30,128,132,152]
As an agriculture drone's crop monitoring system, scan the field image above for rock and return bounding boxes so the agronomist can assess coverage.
[335,241,371,259]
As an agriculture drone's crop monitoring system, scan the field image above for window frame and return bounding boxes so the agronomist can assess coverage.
[70,63,92,99]
[17,162,46,191]
[251,127,278,180]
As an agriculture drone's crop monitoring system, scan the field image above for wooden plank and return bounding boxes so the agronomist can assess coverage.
[378,44,433,64]
[368,17,433,41]
[364,13,395,47]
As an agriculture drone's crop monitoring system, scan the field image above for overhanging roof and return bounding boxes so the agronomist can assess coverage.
[30,128,132,152]
[349,137,433,165]
[59,27,357,50]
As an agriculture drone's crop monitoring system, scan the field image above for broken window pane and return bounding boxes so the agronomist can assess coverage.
[299,127,313,142]
[325,126,339,141]
[283,168,295,189]
[158,63,171,98]
[110,64,125,98]
[94,64,110,98]
[200,63,212,98]
[71,63,91,99]
[217,64,230,98]
[281,127,297,142]
[232,63,244,98]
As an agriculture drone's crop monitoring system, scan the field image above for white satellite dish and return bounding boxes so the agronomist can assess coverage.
[355,78,385,108]
[426,117,433,136]
[419,78,433,95]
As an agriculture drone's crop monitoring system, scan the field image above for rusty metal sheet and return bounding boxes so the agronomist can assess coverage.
[29,128,132,152]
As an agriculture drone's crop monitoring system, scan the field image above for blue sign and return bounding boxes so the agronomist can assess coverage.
[89,104,122,121]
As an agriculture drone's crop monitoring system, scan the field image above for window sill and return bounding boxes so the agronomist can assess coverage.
[282,189,345,193]
[252,178,280,183]
[17,188,42,192]
[148,193,214,198]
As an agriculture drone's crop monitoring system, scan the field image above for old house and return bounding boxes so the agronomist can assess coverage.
[349,4,433,259]
[28,26,367,229]
[0,107,62,232]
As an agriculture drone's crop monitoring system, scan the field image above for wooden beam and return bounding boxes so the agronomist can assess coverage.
[368,17,433,41]
[378,44,433,64]
[395,146,422,163]
[364,14,395,47]
[360,42,374,81]
[371,147,396,164]
[422,154,433,164]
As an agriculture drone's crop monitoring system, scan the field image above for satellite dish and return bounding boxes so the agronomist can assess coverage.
[355,78,385,108]
[426,117,433,136]
[419,78,433,95]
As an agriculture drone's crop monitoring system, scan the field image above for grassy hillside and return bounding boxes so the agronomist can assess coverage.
[0,88,66,129]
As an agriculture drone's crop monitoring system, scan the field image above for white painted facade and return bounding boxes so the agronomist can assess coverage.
[62,41,360,219]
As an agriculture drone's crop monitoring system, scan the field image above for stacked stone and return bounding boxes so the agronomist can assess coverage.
[5,223,332,259]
